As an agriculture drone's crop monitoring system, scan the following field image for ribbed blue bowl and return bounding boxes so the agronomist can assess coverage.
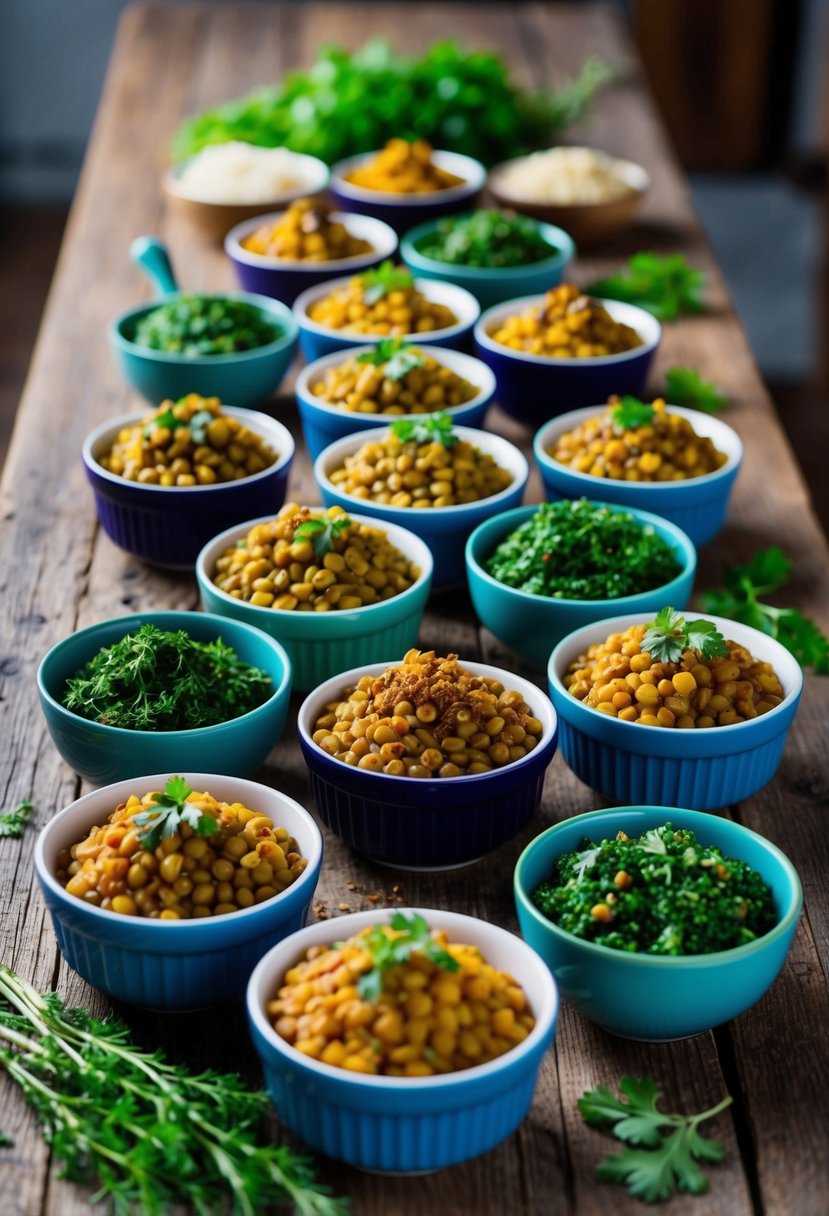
[294,344,496,460]
[534,406,743,548]
[37,611,292,786]
[465,502,697,668]
[196,513,433,693]
[547,612,803,810]
[34,773,323,1010]
[514,805,802,1040]
[474,297,661,428]
[247,907,558,1170]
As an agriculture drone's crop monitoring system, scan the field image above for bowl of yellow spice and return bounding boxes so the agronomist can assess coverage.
[82,393,295,567]
[474,283,661,426]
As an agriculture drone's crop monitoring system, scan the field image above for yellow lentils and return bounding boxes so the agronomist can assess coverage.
[345,139,465,194]
[309,348,477,415]
[240,197,374,262]
[307,271,457,337]
[490,282,643,358]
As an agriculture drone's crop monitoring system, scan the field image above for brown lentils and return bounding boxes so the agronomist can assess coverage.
[211,504,420,611]
[550,397,728,482]
[99,393,277,486]
[565,623,785,728]
[326,433,513,508]
[57,789,307,918]
[312,648,545,777]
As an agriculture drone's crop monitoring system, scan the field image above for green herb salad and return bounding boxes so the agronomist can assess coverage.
[133,294,279,356]
[532,823,777,955]
[415,210,558,268]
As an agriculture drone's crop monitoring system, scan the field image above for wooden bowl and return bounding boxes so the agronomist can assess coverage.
[488,156,648,249]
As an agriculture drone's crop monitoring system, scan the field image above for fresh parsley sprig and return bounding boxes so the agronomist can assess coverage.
[610,396,655,430]
[579,1076,732,1203]
[390,410,457,447]
[294,516,352,557]
[664,366,728,413]
[0,800,33,839]
[700,547,828,674]
[356,912,460,1002]
[586,252,705,321]
[357,337,424,380]
[360,261,413,305]
[641,607,729,664]
[143,406,178,438]
[132,776,218,851]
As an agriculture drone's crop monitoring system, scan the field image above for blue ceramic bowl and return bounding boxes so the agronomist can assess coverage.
[196,512,433,693]
[34,772,322,1010]
[547,612,803,810]
[294,344,496,460]
[474,297,661,428]
[314,425,529,589]
[330,149,487,235]
[466,502,697,668]
[225,211,398,306]
[514,805,802,1040]
[534,405,744,548]
[293,276,481,362]
[37,611,292,786]
[247,906,559,1170]
[400,215,575,308]
[110,290,298,407]
[297,660,558,869]
[82,408,295,569]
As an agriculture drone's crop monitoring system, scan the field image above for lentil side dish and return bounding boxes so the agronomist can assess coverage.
[240,197,374,262]
[309,344,477,415]
[307,265,457,336]
[531,822,777,954]
[312,648,544,777]
[344,138,465,194]
[489,282,642,358]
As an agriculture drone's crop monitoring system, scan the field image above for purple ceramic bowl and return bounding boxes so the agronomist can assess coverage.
[298,660,558,869]
[225,212,398,305]
[330,150,486,236]
[82,408,295,569]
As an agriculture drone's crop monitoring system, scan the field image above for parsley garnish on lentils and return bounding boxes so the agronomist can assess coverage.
[484,500,682,600]
[532,823,777,955]
[61,623,273,730]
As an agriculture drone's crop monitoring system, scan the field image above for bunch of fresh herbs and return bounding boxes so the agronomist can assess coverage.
[484,500,682,601]
[134,295,278,356]
[0,800,33,839]
[664,366,728,413]
[61,623,273,730]
[586,252,705,321]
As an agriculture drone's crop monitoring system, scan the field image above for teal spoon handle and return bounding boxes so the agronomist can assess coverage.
[130,236,179,296]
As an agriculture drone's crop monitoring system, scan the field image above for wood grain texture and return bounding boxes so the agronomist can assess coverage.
[0,6,827,1216]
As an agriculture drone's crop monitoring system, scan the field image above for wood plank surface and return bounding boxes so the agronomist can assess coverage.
[1,5,827,1215]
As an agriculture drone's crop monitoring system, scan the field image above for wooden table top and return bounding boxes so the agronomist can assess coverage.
[1,5,828,1214]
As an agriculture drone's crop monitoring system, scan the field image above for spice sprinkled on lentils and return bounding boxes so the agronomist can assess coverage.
[532,823,777,954]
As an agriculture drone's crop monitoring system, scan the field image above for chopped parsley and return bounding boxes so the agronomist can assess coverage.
[133,295,278,356]
[416,209,558,268]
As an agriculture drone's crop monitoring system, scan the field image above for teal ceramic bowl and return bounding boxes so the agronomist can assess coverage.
[400,215,575,307]
[34,773,323,1010]
[37,611,291,786]
[514,805,802,1041]
[547,612,803,810]
[465,502,696,668]
[247,906,559,1171]
[195,512,433,692]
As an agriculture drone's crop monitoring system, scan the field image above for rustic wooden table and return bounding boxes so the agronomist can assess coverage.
[2,5,828,1214]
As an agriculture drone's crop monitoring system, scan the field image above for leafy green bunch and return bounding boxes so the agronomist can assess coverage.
[587,252,705,321]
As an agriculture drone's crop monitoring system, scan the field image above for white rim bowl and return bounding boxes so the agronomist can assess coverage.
[165,150,331,206]
[225,211,398,271]
[294,276,481,345]
[331,149,487,207]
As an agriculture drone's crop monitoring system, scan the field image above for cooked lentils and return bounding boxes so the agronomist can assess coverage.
[327,433,513,508]
[240,197,374,262]
[99,394,276,486]
[313,649,544,777]
[551,397,728,482]
[211,504,420,611]
[307,274,457,336]
[490,283,643,358]
[57,789,307,918]
[309,349,477,415]
[565,623,785,728]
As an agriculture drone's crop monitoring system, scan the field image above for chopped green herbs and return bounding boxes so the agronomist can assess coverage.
[700,547,829,673]
[580,1076,732,1203]
[355,912,459,1002]
[484,500,682,601]
[0,966,345,1216]
[586,252,705,321]
[532,823,777,955]
[641,607,728,664]
[664,366,728,413]
[133,295,278,356]
[172,40,611,168]
[61,623,273,731]
[294,516,352,557]
[416,209,557,268]
[390,410,457,448]
[356,338,424,380]
[143,406,178,437]
[0,800,33,839]
[132,776,218,851]
[610,396,655,430]
[360,262,413,306]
